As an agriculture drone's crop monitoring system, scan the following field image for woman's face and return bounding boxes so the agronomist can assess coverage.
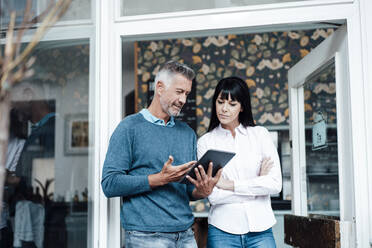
[216,93,242,128]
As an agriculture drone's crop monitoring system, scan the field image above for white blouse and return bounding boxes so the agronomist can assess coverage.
[198,124,282,234]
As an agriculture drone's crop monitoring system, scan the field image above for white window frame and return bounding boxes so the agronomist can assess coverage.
[114,0,353,22]
[288,25,354,247]
[359,0,372,245]
[96,0,372,247]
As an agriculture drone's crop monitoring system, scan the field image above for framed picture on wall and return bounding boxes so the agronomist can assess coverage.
[64,113,89,155]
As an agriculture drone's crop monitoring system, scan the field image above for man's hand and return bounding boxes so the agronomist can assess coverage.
[259,157,273,176]
[148,156,196,188]
[188,162,222,199]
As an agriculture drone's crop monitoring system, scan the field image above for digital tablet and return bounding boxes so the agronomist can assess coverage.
[179,149,235,184]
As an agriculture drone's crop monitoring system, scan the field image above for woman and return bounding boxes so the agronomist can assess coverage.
[198,77,282,248]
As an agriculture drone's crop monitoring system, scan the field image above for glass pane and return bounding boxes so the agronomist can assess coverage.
[42,0,91,22]
[0,0,91,28]
[121,0,313,16]
[4,40,93,248]
[303,62,339,215]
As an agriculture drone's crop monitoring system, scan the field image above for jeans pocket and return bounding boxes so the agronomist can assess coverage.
[187,227,195,235]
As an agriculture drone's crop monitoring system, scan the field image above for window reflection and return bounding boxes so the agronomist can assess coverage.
[1,42,91,248]
[121,0,311,16]
[0,0,91,28]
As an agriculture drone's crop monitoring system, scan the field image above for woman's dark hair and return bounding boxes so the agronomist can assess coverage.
[208,76,255,132]
[9,108,27,139]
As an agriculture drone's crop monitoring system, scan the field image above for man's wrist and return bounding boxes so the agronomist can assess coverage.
[192,188,206,200]
[148,172,167,188]
[191,189,201,200]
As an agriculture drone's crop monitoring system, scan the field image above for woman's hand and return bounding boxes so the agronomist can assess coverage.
[259,157,274,176]
[216,177,234,191]
[215,157,273,191]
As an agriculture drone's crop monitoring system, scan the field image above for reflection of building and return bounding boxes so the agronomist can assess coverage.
[1,1,372,248]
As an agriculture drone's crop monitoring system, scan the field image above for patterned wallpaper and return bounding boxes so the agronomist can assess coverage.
[304,65,336,125]
[30,44,90,107]
[33,45,89,85]
[135,28,335,136]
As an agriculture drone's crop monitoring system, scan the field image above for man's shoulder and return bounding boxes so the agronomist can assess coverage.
[114,113,145,132]
[120,113,144,125]
[174,120,195,134]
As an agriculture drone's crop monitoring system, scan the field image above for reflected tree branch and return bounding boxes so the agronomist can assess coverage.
[0,0,71,216]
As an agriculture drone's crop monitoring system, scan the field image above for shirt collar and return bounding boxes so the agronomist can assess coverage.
[216,123,248,136]
[140,109,175,127]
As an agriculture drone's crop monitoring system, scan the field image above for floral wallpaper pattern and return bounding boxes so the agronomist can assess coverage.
[31,44,90,107]
[135,28,335,136]
[304,65,336,125]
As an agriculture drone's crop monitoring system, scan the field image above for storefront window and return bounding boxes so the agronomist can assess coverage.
[2,40,93,248]
[0,0,91,28]
[121,0,312,16]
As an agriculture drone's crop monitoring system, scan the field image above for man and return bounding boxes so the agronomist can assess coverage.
[12,83,55,187]
[10,82,55,248]
[101,61,221,248]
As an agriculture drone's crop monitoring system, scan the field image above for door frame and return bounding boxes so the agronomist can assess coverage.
[98,0,370,247]
[288,25,354,246]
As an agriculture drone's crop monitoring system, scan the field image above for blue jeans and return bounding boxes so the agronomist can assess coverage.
[125,228,197,248]
[207,225,276,248]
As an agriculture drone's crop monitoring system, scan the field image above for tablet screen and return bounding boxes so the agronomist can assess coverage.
[179,149,235,184]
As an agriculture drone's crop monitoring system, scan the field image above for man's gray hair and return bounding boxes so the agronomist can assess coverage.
[154,61,195,91]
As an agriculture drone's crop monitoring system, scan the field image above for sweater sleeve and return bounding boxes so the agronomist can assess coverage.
[101,121,152,198]
[233,127,282,196]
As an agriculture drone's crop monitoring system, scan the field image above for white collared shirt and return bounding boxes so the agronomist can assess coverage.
[197,124,282,234]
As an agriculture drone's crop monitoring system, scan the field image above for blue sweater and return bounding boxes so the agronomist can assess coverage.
[101,113,197,232]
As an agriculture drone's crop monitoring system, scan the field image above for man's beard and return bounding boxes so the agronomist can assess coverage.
[160,98,182,117]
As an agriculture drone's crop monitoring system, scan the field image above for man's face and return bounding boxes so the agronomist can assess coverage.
[11,85,35,122]
[158,74,192,117]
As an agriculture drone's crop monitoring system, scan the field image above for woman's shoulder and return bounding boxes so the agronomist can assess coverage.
[250,125,268,131]
[246,125,270,136]
[197,129,217,144]
[198,131,212,141]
